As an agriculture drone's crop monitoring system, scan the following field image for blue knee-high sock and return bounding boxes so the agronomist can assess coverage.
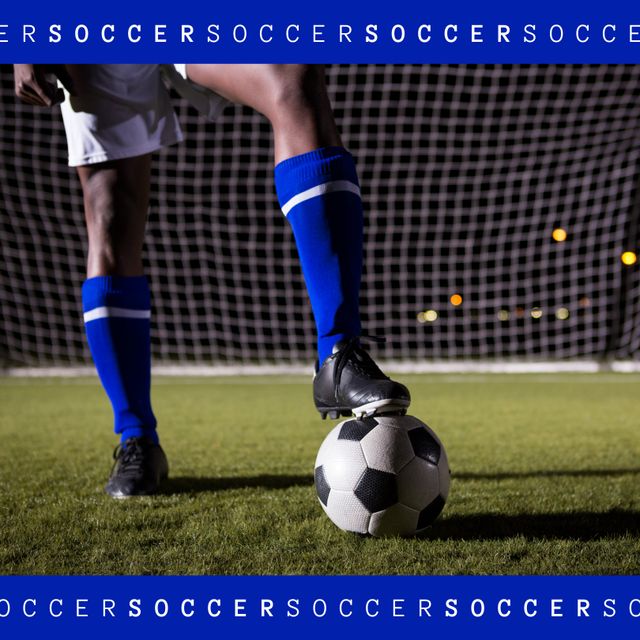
[82,276,158,444]
[274,146,363,365]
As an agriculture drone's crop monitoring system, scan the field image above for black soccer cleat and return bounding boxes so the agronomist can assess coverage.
[313,337,411,420]
[105,436,169,498]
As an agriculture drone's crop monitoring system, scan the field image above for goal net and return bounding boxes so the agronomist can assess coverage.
[2,64,640,369]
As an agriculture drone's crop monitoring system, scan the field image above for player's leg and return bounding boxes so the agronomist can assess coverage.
[186,64,410,418]
[76,156,168,497]
[59,64,180,496]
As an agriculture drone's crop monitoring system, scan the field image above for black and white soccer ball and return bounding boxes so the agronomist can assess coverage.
[314,415,450,537]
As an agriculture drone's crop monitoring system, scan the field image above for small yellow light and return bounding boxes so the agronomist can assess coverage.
[497,310,510,321]
[450,294,463,307]
[556,307,569,320]
[552,228,567,242]
[621,251,637,266]
[531,308,543,319]
[424,310,438,322]
[417,312,426,323]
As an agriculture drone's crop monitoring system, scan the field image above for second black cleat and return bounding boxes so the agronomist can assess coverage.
[105,436,169,498]
[313,337,411,420]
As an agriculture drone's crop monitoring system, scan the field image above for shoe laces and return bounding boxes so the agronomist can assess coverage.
[332,335,388,401]
[112,438,148,476]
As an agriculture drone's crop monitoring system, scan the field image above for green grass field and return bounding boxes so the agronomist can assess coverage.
[0,373,638,575]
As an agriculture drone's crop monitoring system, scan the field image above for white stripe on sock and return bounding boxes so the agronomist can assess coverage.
[83,306,151,323]
[281,180,361,216]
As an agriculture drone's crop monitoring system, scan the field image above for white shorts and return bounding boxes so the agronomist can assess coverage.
[59,64,229,167]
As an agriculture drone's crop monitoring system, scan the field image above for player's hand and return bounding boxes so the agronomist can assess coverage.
[13,64,74,107]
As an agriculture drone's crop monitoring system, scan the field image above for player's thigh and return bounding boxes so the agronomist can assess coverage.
[77,154,152,248]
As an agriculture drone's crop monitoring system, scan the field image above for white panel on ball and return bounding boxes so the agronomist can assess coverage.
[314,425,342,468]
[326,489,371,534]
[360,423,415,474]
[397,456,441,511]
[376,414,425,433]
[368,503,419,537]
[321,440,368,492]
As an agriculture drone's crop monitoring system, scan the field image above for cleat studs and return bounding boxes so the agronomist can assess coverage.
[328,410,340,420]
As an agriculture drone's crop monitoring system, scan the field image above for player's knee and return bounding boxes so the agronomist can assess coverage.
[267,65,326,121]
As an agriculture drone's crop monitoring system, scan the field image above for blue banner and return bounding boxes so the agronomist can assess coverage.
[0,576,639,638]
[1,0,640,62]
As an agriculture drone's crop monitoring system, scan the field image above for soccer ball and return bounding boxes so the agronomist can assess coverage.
[314,415,450,537]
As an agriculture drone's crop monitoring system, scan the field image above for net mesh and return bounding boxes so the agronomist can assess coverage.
[2,64,640,366]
